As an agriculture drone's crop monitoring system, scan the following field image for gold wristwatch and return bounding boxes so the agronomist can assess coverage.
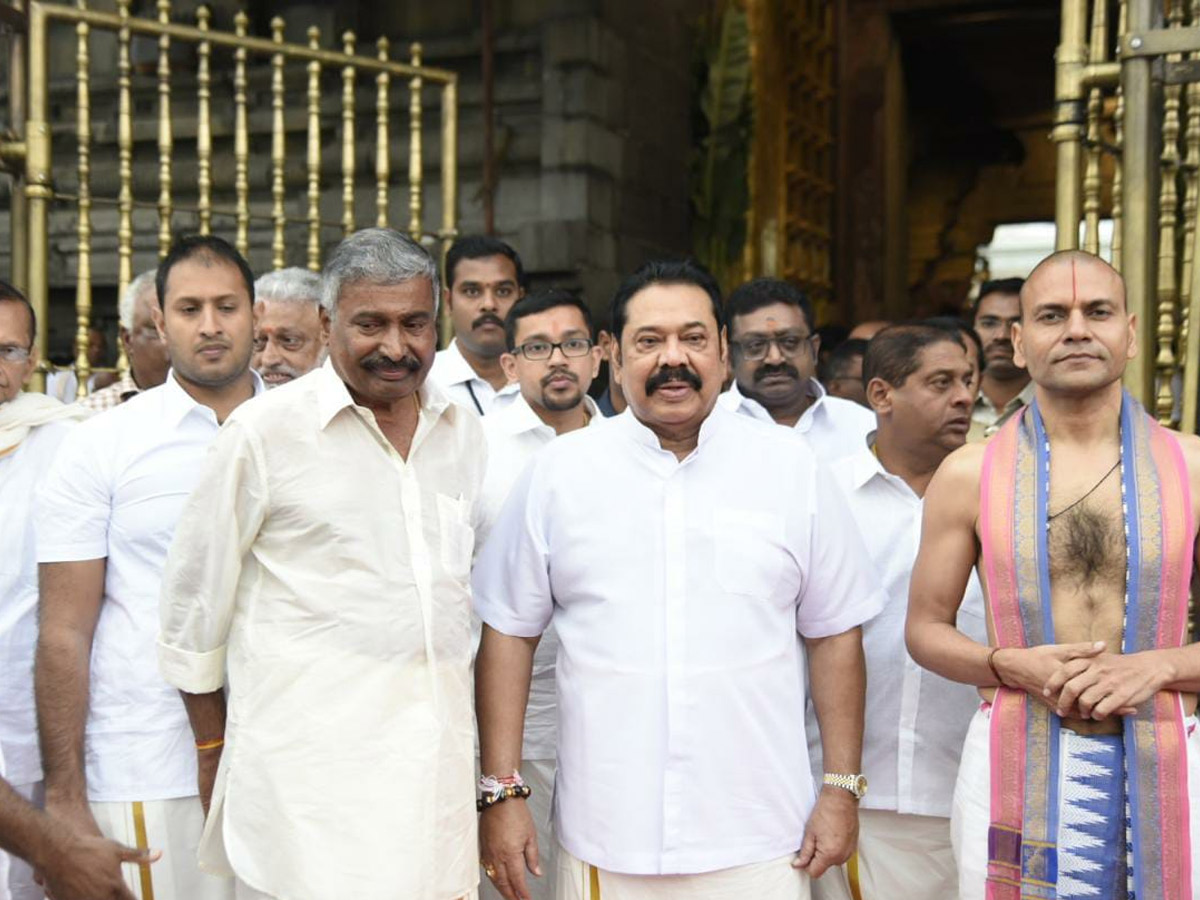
[823,772,868,800]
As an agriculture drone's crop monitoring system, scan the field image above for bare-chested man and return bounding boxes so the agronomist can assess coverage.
[907,249,1200,900]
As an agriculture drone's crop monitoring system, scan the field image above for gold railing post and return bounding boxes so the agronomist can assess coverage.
[196,4,212,234]
[1113,0,1128,270]
[271,17,286,269]
[439,78,457,347]
[75,7,93,399]
[375,37,390,229]
[1180,0,1200,431]
[1082,0,1109,254]
[1121,0,1161,403]
[9,0,29,296]
[408,42,423,239]
[156,0,173,258]
[1054,0,1089,249]
[342,30,357,236]
[1154,0,1184,423]
[115,0,133,305]
[24,0,50,392]
[306,25,322,270]
[233,10,250,256]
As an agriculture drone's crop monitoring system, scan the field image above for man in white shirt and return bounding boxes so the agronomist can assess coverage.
[35,234,262,900]
[0,282,89,900]
[474,260,884,900]
[968,278,1034,441]
[79,271,170,412]
[719,278,874,462]
[478,289,603,900]
[251,267,327,388]
[811,324,987,900]
[157,228,483,900]
[429,235,524,415]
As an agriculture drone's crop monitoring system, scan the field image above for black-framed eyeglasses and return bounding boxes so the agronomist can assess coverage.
[515,338,594,361]
[732,333,814,361]
[0,345,32,364]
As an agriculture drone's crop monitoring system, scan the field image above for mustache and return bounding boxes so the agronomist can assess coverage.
[360,351,422,373]
[259,361,304,379]
[645,365,702,395]
[472,313,504,331]
[541,369,578,388]
[753,362,799,381]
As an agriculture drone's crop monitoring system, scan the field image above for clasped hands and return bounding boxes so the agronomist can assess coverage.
[997,641,1176,721]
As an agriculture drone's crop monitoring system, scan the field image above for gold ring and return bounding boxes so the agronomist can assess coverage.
[484,864,497,879]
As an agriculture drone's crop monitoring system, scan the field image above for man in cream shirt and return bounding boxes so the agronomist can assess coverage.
[35,235,261,900]
[158,228,483,900]
[478,289,603,900]
[474,260,884,900]
[810,324,987,900]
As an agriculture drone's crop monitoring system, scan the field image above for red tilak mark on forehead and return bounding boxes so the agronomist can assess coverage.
[1071,259,1078,303]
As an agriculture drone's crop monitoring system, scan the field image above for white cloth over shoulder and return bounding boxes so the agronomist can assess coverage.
[718,378,873,462]
[158,361,484,900]
[473,405,885,876]
[429,338,519,416]
[34,372,263,802]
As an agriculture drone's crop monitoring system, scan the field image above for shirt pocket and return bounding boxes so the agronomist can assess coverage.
[436,492,475,581]
[713,507,786,601]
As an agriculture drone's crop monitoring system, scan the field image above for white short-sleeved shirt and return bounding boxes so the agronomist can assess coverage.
[429,338,519,416]
[0,419,74,786]
[35,371,263,802]
[158,361,484,900]
[719,378,874,462]
[473,405,885,876]
[814,446,987,817]
[478,393,602,761]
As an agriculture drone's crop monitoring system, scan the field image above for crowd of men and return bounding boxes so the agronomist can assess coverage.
[0,229,1197,900]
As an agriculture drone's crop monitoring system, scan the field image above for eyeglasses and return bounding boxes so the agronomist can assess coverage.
[732,333,814,361]
[0,345,31,364]
[514,338,593,361]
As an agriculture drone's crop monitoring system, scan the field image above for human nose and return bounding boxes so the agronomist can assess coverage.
[1064,308,1090,340]
[660,335,687,367]
[478,289,499,312]
[378,324,408,360]
[198,304,221,336]
[763,337,785,364]
[259,336,283,367]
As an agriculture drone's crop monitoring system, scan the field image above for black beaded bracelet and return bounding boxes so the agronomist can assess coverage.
[477,783,532,812]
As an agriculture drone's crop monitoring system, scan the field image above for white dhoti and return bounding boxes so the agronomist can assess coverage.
[810,808,955,900]
[556,846,809,900]
[89,796,234,900]
[4,782,43,900]
[480,758,557,900]
[951,705,1200,900]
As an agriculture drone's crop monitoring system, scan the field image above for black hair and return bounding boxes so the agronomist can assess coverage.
[819,338,868,384]
[0,279,36,348]
[156,234,255,309]
[927,316,987,375]
[863,322,966,389]
[504,289,595,351]
[609,259,723,342]
[445,235,526,290]
[973,277,1025,317]
[725,278,815,334]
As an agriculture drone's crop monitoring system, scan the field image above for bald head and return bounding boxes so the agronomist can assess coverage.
[1019,250,1126,318]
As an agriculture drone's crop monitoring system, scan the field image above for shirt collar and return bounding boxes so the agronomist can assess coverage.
[494,392,601,438]
[161,368,265,428]
[974,379,1035,416]
[438,339,483,387]
[725,378,825,431]
[846,433,921,501]
[616,399,726,455]
[316,358,453,431]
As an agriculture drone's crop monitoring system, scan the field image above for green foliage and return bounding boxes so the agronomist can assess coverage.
[691,4,752,291]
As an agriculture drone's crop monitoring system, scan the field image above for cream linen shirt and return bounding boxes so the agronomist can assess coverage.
[429,338,519,416]
[478,392,602,761]
[35,371,264,802]
[158,361,484,900]
[473,406,885,876]
[719,379,875,463]
[0,418,74,786]
[813,445,987,817]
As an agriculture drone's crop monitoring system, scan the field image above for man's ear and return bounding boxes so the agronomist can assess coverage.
[1012,321,1026,369]
[152,303,166,342]
[865,377,892,415]
[319,307,331,345]
[500,352,519,384]
[611,340,624,388]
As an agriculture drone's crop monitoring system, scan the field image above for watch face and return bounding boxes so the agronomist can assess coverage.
[855,775,869,797]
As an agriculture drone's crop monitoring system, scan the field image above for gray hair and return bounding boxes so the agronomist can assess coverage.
[320,228,440,318]
[118,270,157,331]
[255,267,322,307]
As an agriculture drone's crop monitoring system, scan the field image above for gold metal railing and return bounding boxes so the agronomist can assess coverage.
[3,0,459,394]
[1053,0,1200,431]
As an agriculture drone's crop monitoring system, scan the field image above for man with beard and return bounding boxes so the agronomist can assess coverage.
[80,271,170,411]
[158,228,483,900]
[721,278,874,462]
[473,260,883,900]
[251,268,327,388]
[811,324,986,900]
[35,235,262,900]
[968,278,1032,441]
[908,251,1200,898]
[430,236,524,415]
[477,290,604,900]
